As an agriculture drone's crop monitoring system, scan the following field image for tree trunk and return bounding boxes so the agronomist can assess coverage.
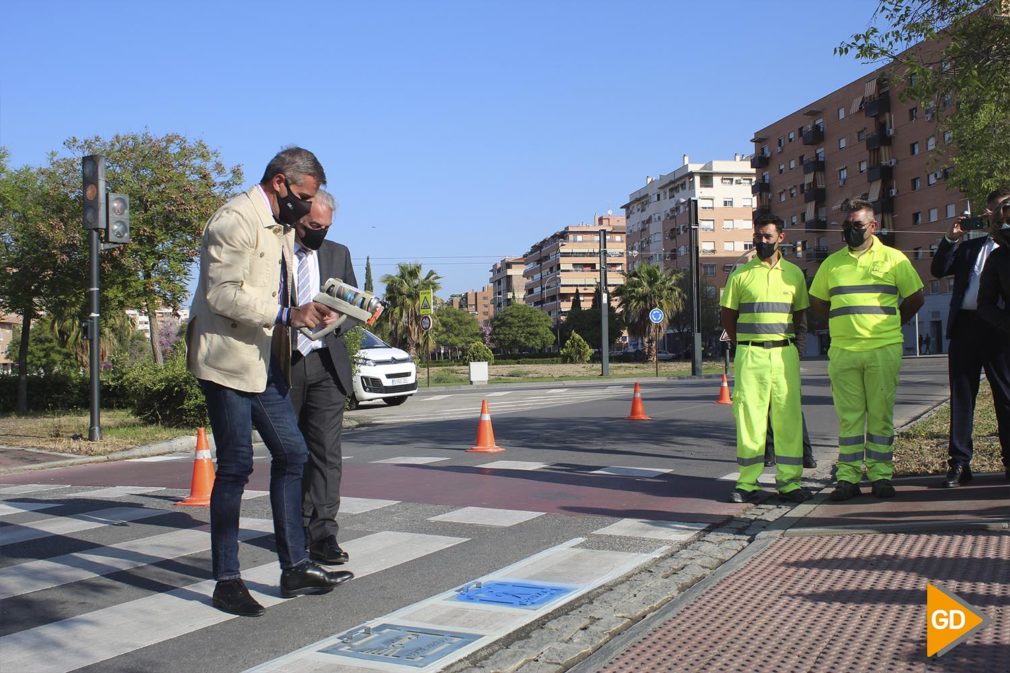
[15,312,32,414]
[145,297,164,365]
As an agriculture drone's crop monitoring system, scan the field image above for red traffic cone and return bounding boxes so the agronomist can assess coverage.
[716,374,732,405]
[467,400,505,452]
[177,427,215,506]
[625,382,651,420]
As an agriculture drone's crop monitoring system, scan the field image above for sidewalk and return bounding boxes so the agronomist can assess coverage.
[571,475,1009,673]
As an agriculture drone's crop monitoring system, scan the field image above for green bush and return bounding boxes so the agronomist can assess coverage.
[0,371,88,411]
[465,341,494,365]
[560,331,592,363]
[119,350,208,427]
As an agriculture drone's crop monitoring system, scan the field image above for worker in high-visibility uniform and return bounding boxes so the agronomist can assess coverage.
[810,198,924,501]
[721,213,811,504]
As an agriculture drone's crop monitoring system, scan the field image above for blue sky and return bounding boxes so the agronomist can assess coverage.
[1,0,883,298]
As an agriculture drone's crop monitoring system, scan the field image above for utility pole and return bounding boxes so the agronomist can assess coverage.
[82,156,105,441]
[687,197,702,376]
[599,227,610,376]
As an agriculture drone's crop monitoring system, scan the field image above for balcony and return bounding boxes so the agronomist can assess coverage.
[812,247,831,262]
[802,126,824,145]
[866,130,892,150]
[750,154,769,169]
[752,181,771,194]
[802,159,825,174]
[803,187,826,203]
[867,164,894,182]
[804,218,827,232]
[864,93,891,117]
[874,197,895,215]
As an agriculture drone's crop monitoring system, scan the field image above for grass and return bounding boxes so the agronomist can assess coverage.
[893,381,1004,476]
[0,410,188,456]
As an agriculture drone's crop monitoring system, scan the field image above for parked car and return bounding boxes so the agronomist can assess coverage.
[656,350,675,361]
[348,330,418,409]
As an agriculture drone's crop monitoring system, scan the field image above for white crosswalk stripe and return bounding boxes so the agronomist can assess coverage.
[369,389,622,425]
[0,484,69,495]
[0,501,60,517]
[0,506,174,546]
[67,486,166,498]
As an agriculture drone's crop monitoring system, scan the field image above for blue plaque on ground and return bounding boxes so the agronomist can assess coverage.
[321,623,480,668]
[454,580,574,609]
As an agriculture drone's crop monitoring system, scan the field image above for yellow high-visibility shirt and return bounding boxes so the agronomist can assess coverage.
[809,236,923,351]
[721,255,810,341]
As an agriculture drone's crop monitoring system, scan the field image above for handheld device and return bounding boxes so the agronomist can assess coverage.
[300,278,385,341]
[961,211,987,231]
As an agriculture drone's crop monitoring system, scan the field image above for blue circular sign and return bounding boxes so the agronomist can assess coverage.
[649,308,665,324]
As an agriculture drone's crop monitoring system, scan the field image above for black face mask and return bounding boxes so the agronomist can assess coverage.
[276,179,312,225]
[754,241,777,260]
[300,226,328,251]
[842,226,868,248]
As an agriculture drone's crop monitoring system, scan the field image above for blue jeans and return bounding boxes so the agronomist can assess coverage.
[200,359,308,580]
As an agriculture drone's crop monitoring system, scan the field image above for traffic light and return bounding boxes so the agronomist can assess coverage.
[106,193,130,243]
[81,155,106,231]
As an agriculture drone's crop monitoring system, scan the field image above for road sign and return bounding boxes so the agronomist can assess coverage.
[719,330,731,342]
[927,583,989,657]
[419,290,433,316]
[648,308,664,324]
[420,315,433,331]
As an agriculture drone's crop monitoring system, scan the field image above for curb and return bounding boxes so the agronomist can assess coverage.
[0,435,195,476]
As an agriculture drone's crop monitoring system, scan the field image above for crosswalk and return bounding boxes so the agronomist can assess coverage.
[0,482,697,673]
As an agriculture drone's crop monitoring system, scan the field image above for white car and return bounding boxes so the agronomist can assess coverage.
[349,330,418,409]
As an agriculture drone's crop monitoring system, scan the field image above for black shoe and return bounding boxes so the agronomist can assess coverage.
[280,562,353,598]
[830,481,861,501]
[871,479,896,498]
[944,463,972,488]
[729,488,761,503]
[309,537,350,565]
[803,456,818,469]
[212,579,265,617]
[779,487,813,503]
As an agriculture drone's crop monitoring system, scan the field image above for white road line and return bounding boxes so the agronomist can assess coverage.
[476,460,553,471]
[0,531,467,673]
[68,486,166,498]
[420,394,452,401]
[242,490,269,500]
[545,388,568,394]
[370,391,619,425]
[127,455,187,462]
[591,519,708,541]
[484,391,512,397]
[718,471,778,486]
[340,497,400,514]
[590,466,672,478]
[371,456,450,465]
[0,518,274,600]
[428,507,543,527]
[0,506,174,547]
[0,501,60,517]
[0,484,69,495]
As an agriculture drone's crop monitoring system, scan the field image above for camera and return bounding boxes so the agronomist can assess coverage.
[960,212,987,230]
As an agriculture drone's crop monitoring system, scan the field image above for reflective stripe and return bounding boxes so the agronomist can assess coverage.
[866,449,893,461]
[776,477,802,488]
[866,433,895,446]
[828,284,898,296]
[829,305,898,318]
[838,435,864,446]
[837,453,864,463]
[737,455,765,467]
[739,302,792,314]
[737,322,794,334]
[774,455,805,466]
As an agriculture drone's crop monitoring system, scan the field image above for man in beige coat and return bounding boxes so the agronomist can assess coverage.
[187,147,351,617]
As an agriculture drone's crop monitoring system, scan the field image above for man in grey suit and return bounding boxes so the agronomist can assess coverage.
[289,190,357,564]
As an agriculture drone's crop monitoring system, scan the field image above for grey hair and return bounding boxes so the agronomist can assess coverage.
[313,188,338,213]
[260,146,326,186]
[842,197,875,216]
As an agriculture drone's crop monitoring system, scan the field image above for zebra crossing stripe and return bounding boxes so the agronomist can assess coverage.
[0,501,60,517]
[68,486,166,498]
[0,506,176,547]
[0,531,466,673]
[0,484,68,495]
[0,518,274,600]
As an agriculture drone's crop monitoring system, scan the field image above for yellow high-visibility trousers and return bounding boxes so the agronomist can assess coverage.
[827,343,902,483]
[733,344,804,493]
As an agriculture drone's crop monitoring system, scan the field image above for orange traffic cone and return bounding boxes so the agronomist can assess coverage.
[715,374,732,405]
[625,382,651,420]
[177,427,215,506]
[467,400,505,452]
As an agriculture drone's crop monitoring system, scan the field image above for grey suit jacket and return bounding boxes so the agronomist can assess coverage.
[297,240,357,393]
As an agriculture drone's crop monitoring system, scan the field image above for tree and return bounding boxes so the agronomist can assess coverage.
[381,262,442,357]
[615,264,684,359]
[561,282,622,351]
[490,304,555,354]
[668,274,722,355]
[560,331,592,363]
[364,256,374,293]
[7,318,79,377]
[48,132,243,364]
[569,288,583,312]
[432,305,482,358]
[836,0,1010,203]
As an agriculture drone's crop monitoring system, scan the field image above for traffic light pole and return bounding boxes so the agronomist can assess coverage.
[688,198,702,377]
[88,226,102,441]
[599,228,610,377]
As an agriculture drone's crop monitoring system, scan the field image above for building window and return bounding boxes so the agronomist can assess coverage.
[790,215,798,227]
[929,207,939,222]
[946,203,956,218]
[911,177,921,191]
[779,190,786,203]
[701,241,716,253]
[700,219,715,231]
[700,198,714,209]
[927,172,938,186]
[838,106,846,120]
[815,148,825,161]
[858,160,868,173]
[737,220,753,229]
[788,159,796,169]
[700,175,713,188]
[914,247,923,260]
[723,198,734,207]
[778,163,785,174]
[723,219,735,230]
[838,167,848,185]
[723,241,734,251]
[777,137,784,149]
[788,131,795,142]
[703,264,716,277]
[838,137,847,150]
[857,128,866,142]
[931,280,941,294]
[910,142,920,155]
[927,135,937,151]
[909,73,918,87]
[912,211,922,225]
[909,106,918,121]
[721,177,734,185]
[741,197,753,207]
[944,130,953,144]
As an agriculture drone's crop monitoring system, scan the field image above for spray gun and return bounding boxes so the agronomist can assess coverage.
[299,278,386,341]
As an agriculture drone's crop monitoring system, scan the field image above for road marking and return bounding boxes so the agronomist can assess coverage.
[0,501,60,517]
[592,519,708,541]
[420,394,453,401]
[68,486,166,498]
[127,455,187,462]
[590,466,672,478]
[476,460,553,471]
[484,391,511,397]
[341,497,400,514]
[718,471,778,486]
[0,506,175,546]
[428,506,543,527]
[0,531,466,673]
[545,388,568,394]
[367,390,622,425]
[372,456,450,465]
[0,518,274,600]
[241,490,269,500]
[0,484,68,495]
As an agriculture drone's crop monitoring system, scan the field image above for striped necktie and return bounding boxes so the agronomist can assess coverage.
[296,248,314,356]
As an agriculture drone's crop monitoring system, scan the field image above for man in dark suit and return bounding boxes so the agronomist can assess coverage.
[931,186,1010,487]
[290,189,358,564]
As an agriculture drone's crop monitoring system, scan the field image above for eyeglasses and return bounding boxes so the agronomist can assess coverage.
[304,220,330,231]
[842,219,873,229]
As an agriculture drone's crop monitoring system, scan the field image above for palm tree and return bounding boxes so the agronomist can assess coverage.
[615,263,685,359]
[380,262,442,358]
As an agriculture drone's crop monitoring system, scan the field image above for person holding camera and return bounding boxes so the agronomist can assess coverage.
[930,187,1010,488]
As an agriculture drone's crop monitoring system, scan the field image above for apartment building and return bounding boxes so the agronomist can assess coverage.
[521,215,627,326]
[750,37,957,351]
[0,313,21,374]
[489,256,525,314]
[449,285,494,324]
[125,307,190,337]
[623,155,758,290]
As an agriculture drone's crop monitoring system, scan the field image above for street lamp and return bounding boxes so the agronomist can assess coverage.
[680,198,703,376]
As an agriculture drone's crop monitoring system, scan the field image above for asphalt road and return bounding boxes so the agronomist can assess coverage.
[0,356,951,673]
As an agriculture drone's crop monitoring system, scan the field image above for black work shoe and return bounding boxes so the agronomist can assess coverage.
[729,488,761,503]
[944,464,972,488]
[871,479,896,498]
[212,579,264,617]
[309,537,350,565]
[280,562,353,598]
[830,481,861,501]
[803,456,818,469]
[779,487,813,503]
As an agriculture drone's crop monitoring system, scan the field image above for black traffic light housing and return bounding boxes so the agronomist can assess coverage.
[82,155,106,231]
[106,193,130,243]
